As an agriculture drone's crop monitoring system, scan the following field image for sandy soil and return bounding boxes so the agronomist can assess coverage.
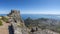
[0,20,10,34]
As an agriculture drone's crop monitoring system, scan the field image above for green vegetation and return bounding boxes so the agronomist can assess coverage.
[56,28,60,33]
[24,17,33,27]
[51,27,60,33]
[0,20,3,26]
[17,23,24,28]
[38,25,47,30]
[2,16,8,23]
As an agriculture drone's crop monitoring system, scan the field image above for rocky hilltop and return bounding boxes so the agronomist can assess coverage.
[8,10,28,34]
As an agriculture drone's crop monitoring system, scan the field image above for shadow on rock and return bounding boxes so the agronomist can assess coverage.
[8,25,14,34]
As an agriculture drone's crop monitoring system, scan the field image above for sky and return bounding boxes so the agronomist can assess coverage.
[0,0,60,15]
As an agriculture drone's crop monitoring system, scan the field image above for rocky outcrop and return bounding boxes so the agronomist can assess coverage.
[8,10,28,34]
[30,28,59,34]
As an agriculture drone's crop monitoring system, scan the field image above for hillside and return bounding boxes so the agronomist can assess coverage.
[24,17,60,33]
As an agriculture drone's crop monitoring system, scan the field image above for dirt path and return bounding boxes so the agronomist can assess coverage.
[0,20,11,34]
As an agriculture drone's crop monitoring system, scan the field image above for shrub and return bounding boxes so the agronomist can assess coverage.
[2,16,8,23]
[0,20,2,26]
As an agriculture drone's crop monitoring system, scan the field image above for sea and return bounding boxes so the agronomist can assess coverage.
[0,14,60,20]
[21,14,60,20]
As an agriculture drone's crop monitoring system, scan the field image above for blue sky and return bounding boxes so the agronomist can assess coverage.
[0,0,60,15]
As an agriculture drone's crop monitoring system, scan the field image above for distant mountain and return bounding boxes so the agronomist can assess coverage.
[21,14,60,20]
[24,17,60,33]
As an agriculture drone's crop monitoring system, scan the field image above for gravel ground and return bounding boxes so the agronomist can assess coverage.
[0,20,10,34]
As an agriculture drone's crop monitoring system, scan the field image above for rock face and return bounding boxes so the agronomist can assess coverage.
[8,10,28,34]
[30,28,59,34]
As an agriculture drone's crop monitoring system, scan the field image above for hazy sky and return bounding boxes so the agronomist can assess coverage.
[0,0,60,14]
